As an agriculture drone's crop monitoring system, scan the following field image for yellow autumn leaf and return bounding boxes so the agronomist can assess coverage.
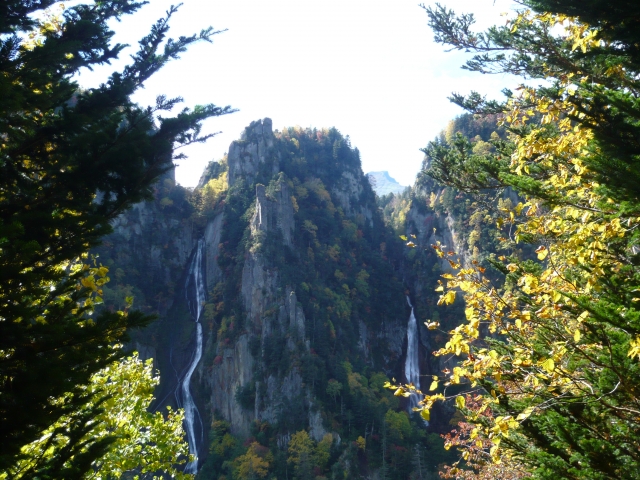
[438,290,456,305]
[541,358,555,373]
[420,409,430,422]
[535,245,548,260]
[628,337,640,359]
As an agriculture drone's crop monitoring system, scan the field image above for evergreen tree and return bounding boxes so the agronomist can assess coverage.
[0,0,232,474]
[425,0,640,207]
[399,1,640,478]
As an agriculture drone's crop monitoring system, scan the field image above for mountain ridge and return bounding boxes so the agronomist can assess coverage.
[366,170,407,196]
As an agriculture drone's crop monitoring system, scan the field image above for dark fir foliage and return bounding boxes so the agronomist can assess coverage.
[0,0,232,474]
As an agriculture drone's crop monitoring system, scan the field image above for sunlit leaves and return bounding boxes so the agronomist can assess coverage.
[438,290,456,305]
[420,408,431,422]
[396,10,640,475]
[9,353,192,479]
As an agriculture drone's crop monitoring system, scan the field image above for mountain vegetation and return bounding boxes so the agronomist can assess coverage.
[94,122,460,479]
[3,0,640,478]
[0,0,231,477]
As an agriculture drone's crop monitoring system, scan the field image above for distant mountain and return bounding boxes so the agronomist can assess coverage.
[366,170,407,196]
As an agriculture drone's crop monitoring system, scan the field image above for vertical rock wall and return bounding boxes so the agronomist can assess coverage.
[202,119,310,436]
[99,119,411,470]
[227,118,275,186]
[204,212,224,291]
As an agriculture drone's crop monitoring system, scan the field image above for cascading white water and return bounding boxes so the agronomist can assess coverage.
[404,296,422,412]
[182,239,206,473]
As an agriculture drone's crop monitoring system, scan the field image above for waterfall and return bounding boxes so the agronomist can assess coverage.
[181,239,206,473]
[404,296,423,412]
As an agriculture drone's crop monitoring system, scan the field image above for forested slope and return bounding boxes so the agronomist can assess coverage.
[97,119,458,479]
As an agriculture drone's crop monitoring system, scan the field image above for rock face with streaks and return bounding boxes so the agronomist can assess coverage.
[227,118,275,187]
[252,181,295,247]
[94,168,196,320]
[96,119,415,475]
[204,212,224,291]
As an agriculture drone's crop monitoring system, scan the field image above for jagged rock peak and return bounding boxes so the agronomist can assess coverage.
[366,170,407,196]
[241,117,272,141]
[228,118,275,187]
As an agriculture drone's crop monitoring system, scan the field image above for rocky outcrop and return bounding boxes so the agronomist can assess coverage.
[205,334,255,436]
[252,181,295,247]
[227,118,275,187]
[204,212,224,291]
[406,201,465,274]
[205,150,306,435]
[110,201,195,278]
[99,119,414,475]
[308,403,328,442]
[378,319,406,370]
[331,171,373,227]
[240,253,279,328]
[99,171,196,317]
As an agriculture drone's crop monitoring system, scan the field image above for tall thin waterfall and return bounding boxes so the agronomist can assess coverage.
[181,239,206,473]
[404,296,422,411]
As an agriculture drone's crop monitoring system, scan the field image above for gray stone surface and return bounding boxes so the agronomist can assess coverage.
[251,181,295,247]
[204,212,224,291]
[204,334,255,436]
[227,118,275,187]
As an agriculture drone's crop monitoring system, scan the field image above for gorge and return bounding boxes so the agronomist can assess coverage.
[10,2,639,477]
[95,117,471,478]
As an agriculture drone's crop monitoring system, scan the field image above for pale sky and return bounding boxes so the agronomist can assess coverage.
[76,0,521,188]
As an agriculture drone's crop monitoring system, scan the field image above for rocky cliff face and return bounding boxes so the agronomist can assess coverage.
[198,120,407,442]
[93,171,197,367]
[202,166,303,436]
[392,160,518,433]
[227,118,276,187]
[98,119,440,478]
[204,212,224,291]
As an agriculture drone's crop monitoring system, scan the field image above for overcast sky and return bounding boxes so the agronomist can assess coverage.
[76,0,520,188]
